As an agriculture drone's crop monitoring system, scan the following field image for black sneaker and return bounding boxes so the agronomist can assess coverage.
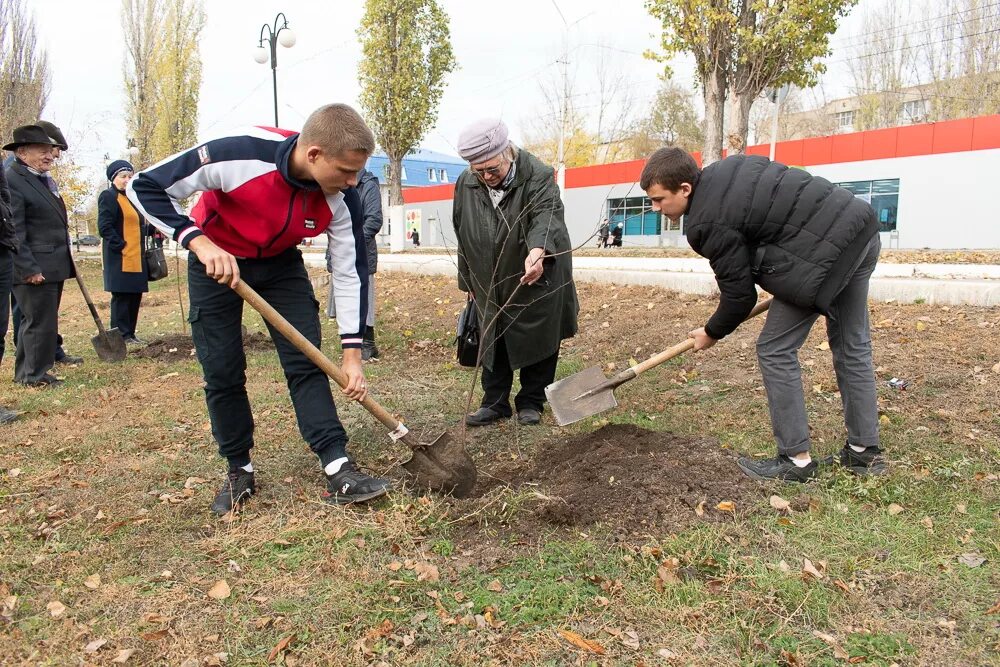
[0,406,18,425]
[55,354,84,365]
[361,326,380,362]
[19,374,63,388]
[210,469,256,515]
[737,455,818,482]
[839,444,888,476]
[323,462,391,505]
[465,407,508,427]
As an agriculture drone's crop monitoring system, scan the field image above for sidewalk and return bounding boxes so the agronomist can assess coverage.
[309,252,1000,307]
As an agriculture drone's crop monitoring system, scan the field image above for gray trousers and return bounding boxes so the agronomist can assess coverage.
[756,238,881,456]
[326,275,376,328]
[13,281,63,384]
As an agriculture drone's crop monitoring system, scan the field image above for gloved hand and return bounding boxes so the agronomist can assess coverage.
[109,237,126,252]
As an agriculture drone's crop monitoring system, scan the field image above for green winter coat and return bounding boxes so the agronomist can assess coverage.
[452,149,579,371]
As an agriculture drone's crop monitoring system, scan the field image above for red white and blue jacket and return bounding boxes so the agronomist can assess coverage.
[127,126,368,349]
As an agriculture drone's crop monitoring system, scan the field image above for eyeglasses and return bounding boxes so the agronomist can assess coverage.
[472,156,507,178]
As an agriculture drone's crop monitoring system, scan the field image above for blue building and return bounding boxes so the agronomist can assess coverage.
[366,148,466,187]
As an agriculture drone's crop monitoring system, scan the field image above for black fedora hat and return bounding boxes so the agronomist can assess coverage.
[36,120,68,151]
[3,124,61,151]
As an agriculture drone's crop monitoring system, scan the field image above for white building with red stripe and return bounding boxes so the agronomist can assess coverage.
[400,115,1000,250]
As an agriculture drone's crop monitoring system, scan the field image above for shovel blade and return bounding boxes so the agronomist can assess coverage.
[545,366,619,426]
[401,431,477,498]
[92,328,127,362]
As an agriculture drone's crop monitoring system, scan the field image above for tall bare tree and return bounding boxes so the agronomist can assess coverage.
[357,0,456,207]
[150,0,205,161]
[846,0,915,130]
[920,0,1000,121]
[0,0,50,145]
[122,0,162,168]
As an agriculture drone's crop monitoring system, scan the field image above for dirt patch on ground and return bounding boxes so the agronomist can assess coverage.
[133,331,274,360]
[452,424,760,541]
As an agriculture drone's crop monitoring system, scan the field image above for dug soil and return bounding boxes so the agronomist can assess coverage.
[455,424,760,540]
[133,331,274,360]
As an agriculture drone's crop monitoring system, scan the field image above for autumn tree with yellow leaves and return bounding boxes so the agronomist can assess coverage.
[357,0,456,206]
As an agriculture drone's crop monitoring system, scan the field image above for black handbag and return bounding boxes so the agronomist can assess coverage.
[456,296,480,367]
[144,227,168,282]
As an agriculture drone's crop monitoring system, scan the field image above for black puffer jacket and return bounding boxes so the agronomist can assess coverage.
[685,155,878,339]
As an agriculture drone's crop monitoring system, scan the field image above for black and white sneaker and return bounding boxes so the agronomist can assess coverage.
[737,455,818,482]
[210,470,256,515]
[839,444,888,476]
[323,462,391,505]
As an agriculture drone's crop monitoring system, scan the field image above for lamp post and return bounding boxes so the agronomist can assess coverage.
[253,13,296,127]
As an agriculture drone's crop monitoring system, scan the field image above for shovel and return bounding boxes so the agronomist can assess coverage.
[69,254,127,362]
[546,299,772,426]
[233,282,478,497]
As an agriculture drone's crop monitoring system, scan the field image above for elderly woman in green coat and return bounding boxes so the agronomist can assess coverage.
[452,119,579,427]
[98,160,148,345]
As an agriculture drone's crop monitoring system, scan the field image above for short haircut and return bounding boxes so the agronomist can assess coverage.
[300,103,376,156]
[639,147,700,192]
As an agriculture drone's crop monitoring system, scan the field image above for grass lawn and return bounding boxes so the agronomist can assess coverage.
[0,258,997,666]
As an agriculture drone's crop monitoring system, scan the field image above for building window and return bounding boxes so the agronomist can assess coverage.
[901,99,927,123]
[427,168,437,182]
[401,166,407,182]
[607,197,661,236]
[439,169,448,183]
[834,110,855,131]
[835,179,899,232]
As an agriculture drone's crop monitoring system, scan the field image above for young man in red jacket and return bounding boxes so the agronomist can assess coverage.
[128,103,391,514]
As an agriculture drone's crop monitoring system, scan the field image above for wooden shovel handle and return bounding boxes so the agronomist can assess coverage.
[68,252,109,335]
[629,298,772,378]
[233,281,403,433]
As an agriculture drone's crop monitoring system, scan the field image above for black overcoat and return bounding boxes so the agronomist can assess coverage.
[97,186,149,293]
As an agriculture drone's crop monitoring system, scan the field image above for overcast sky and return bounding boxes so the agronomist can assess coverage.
[31,0,871,184]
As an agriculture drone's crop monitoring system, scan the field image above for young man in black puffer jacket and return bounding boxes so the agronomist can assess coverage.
[641,147,885,481]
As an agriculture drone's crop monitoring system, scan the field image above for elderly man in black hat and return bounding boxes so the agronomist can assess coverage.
[451,118,578,427]
[6,120,81,366]
[4,124,76,387]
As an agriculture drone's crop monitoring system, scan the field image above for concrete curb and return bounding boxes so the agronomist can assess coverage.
[304,253,1000,307]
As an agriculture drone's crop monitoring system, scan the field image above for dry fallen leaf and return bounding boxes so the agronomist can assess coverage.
[142,612,170,624]
[694,500,706,517]
[812,631,850,660]
[958,553,986,568]
[414,562,440,583]
[83,574,101,590]
[46,600,66,618]
[887,503,905,515]
[267,634,296,663]
[207,580,231,600]
[84,638,108,653]
[986,601,1000,615]
[486,579,504,592]
[557,629,606,655]
[920,516,934,530]
[716,501,735,513]
[387,561,403,572]
[802,558,825,580]
[111,649,137,663]
[769,495,791,512]
[657,648,678,659]
[141,629,169,641]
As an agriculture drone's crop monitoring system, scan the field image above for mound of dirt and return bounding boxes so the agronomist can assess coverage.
[488,424,760,534]
[133,332,274,360]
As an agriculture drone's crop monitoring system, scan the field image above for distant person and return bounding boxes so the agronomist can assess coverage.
[597,218,609,248]
[640,147,883,481]
[327,167,382,361]
[452,118,578,427]
[98,160,148,345]
[610,222,623,247]
[411,229,420,247]
[5,125,74,387]
[128,103,390,514]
